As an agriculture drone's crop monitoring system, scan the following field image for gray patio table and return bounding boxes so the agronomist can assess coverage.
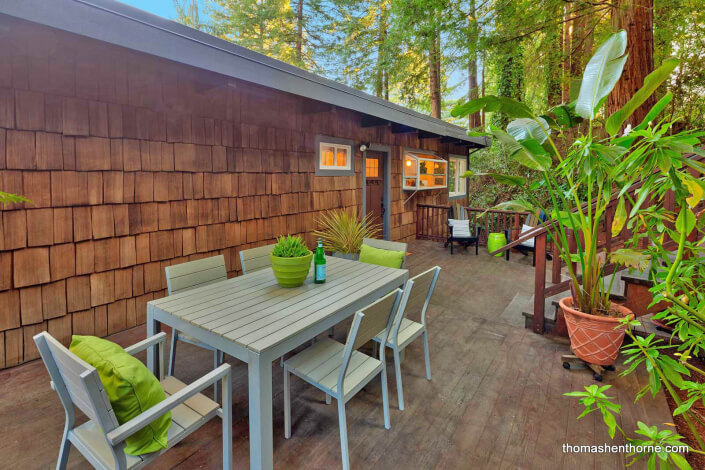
[146,255,408,470]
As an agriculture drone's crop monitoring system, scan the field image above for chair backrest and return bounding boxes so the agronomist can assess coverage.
[391,266,441,342]
[165,255,227,295]
[240,244,275,274]
[448,219,472,237]
[34,332,119,433]
[340,289,402,390]
[362,238,408,268]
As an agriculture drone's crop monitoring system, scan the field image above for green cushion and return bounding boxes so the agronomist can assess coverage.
[359,244,404,269]
[70,335,171,456]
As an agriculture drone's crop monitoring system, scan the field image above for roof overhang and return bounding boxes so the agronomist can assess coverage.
[0,0,489,149]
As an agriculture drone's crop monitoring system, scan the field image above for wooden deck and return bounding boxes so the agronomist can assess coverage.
[0,240,672,469]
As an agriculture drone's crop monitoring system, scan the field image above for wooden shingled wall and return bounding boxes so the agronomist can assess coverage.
[0,15,467,369]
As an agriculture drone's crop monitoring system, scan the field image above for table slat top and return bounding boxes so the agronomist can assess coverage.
[149,256,408,353]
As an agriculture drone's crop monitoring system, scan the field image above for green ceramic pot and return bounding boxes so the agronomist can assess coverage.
[487,232,507,257]
[270,251,313,288]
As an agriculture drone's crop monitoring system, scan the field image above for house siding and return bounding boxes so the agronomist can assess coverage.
[0,15,467,368]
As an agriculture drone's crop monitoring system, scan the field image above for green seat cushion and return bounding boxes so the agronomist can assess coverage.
[69,335,171,456]
[359,244,404,269]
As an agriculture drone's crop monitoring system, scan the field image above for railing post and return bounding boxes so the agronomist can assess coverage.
[416,205,420,239]
[533,232,547,334]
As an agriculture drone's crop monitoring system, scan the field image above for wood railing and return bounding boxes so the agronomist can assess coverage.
[416,204,530,245]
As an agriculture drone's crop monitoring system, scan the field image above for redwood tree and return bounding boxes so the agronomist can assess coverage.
[608,0,655,126]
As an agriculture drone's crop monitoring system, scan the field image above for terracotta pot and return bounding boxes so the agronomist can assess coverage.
[560,297,633,366]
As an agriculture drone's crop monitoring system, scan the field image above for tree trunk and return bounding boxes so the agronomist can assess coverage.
[607,0,655,126]
[569,11,588,98]
[375,3,387,99]
[561,4,571,102]
[467,0,481,128]
[429,28,442,119]
[295,0,304,64]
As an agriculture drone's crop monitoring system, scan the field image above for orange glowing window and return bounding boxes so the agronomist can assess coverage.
[403,151,447,190]
[319,142,351,170]
[366,158,379,177]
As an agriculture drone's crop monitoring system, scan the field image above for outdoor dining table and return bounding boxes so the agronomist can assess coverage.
[146,255,408,470]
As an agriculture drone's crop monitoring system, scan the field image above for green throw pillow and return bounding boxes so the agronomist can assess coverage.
[69,335,171,456]
[359,244,404,269]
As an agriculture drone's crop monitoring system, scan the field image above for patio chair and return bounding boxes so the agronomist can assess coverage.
[504,212,548,266]
[283,289,402,470]
[165,255,227,400]
[361,237,408,268]
[446,218,481,255]
[239,244,275,274]
[372,266,441,410]
[34,331,232,470]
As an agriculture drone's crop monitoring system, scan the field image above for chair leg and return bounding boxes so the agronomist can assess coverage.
[450,239,454,255]
[284,368,291,439]
[532,250,536,267]
[337,399,350,470]
[56,420,72,470]
[329,326,335,337]
[381,363,391,429]
[326,393,332,405]
[393,348,404,411]
[222,374,233,470]
[168,331,178,377]
[475,239,479,256]
[423,331,432,381]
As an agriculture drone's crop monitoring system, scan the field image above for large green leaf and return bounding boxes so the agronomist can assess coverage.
[675,207,696,235]
[612,197,627,236]
[605,59,679,136]
[684,179,705,208]
[493,199,535,212]
[576,31,628,120]
[451,95,533,119]
[462,171,526,186]
[491,129,552,171]
[507,117,551,144]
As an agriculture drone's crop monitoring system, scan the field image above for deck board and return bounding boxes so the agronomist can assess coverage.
[0,240,672,469]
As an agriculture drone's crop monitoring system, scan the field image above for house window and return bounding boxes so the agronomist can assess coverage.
[449,156,467,198]
[365,158,379,177]
[319,142,351,171]
[403,151,447,190]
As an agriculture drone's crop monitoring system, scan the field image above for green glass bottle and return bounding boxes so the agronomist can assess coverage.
[314,238,326,284]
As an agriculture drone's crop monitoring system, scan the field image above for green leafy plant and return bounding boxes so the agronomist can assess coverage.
[313,208,381,254]
[271,235,311,258]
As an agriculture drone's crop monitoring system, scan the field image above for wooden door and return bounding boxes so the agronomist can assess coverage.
[365,153,384,230]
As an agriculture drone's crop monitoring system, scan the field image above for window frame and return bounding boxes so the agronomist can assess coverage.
[315,135,355,176]
[448,155,468,199]
[402,150,448,191]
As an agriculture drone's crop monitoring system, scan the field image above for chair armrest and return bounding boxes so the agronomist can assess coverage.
[106,363,231,446]
[124,333,167,356]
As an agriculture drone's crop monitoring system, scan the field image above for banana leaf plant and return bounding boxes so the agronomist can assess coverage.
[452,30,704,317]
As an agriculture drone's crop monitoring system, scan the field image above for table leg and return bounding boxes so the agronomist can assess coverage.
[248,350,273,470]
[146,305,161,377]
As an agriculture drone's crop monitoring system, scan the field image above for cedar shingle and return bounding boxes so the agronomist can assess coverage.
[123,139,141,171]
[45,95,63,133]
[51,171,89,207]
[125,297,136,328]
[22,171,51,208]
[135,233,150,264]
[26,208,53,246]
[103,171,123,203]
[7,129,36,169]
[140,203,158,232]
[123,172,135,203]
[75,240,94,275]
[4,210,27,250]
[154,172,169,201]
[53,208,73,244]
[73,206,92,241]
[182,228,196,256]
[90,271,114,306]
[94,305,107,336]
[75,136,111,170]
[119,236,136,267]
[62,136,75,169]
[4,328,22,366]
[66,276,91,313]
[115,268,133,299]
[108,103,123,138]
[35,132,63,170]
[161,142,174,171]
[94,238,120,272]
[13,247,50,288]
[15,89,44,130]
[0,87,14,128]
[107,300,126,335]
[20,286,43,325]
[113,204,129,236]
[41,280,66,319]
[71,309,94,335]
[88,101,109,137]
[143,261,162,293]
[132,264,144,296]
[0,290,20,331]
[50,243,75,281]
[149,231,174,261]
[110,138,123,170]
[63,97,89,136]
[158,202,171,230]
[0,252,11,291]
[91,205,114,239]
[134,172,154,202]
[87,171,104,205]
[174,143,197,172]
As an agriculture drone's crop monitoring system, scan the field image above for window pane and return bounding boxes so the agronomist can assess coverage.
[404,154,417,177]
[336,148,347,167]
[321,145,335,167]
[449,161,456,193]
[366,158,378,177]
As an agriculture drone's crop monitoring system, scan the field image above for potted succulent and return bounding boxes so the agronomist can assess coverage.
[270,234,313,288]
[452,31,701,366]
[313,208,381,261]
